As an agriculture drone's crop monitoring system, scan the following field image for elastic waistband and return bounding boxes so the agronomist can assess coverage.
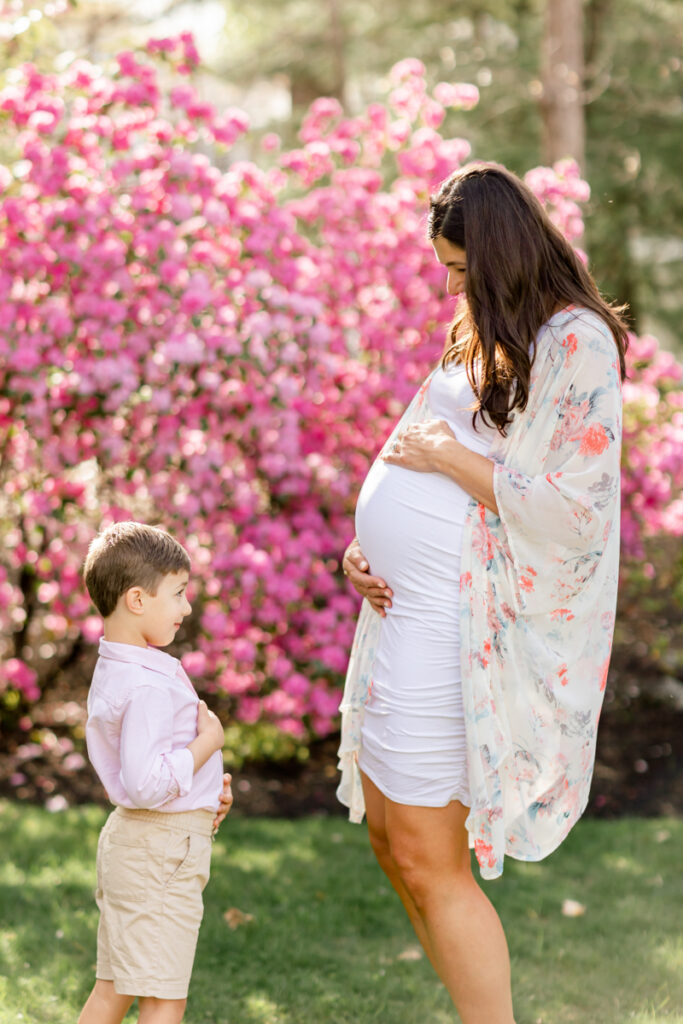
[115,806,215,837]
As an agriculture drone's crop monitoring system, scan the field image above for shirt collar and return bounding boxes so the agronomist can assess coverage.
[98,638,180,678]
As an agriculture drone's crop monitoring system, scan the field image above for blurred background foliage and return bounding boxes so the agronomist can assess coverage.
[3,0,681,350]
[0,0,681,805]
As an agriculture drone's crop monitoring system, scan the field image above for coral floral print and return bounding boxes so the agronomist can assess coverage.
[338,307,623,879]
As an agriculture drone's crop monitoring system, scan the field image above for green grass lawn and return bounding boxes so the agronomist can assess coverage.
[0,801,680,1024]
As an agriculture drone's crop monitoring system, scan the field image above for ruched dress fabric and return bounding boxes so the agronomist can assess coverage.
[355,362,497,807]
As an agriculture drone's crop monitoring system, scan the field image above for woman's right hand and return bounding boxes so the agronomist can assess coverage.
[342,538,393,617]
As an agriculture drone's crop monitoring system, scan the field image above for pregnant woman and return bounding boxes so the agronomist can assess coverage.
[337,164,628,1023]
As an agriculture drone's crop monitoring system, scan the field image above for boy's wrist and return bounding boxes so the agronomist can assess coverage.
[187,730,222,773]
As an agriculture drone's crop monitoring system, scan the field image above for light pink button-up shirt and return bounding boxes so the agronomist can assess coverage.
[86,639,223,812]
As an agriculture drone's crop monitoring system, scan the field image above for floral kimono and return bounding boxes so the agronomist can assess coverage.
[337,306,623,880]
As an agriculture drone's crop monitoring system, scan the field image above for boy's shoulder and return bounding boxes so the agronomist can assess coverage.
[90,640,182,705]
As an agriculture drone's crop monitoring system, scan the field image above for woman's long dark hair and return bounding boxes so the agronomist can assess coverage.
[428,164,629,432]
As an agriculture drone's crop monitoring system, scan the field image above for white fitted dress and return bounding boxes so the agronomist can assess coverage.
[354,362,497,807]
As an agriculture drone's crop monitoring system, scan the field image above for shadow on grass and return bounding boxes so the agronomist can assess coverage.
[1,803,681,1024]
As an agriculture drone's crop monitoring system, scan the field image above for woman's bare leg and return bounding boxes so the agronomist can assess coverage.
[386,797,515,1024]
[361,771,514,1024]
[361,770,442,976]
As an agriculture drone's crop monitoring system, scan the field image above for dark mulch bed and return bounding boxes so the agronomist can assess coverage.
[1,684,681,821]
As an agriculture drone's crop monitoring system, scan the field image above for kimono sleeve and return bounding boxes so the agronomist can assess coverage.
[493,321,622,615]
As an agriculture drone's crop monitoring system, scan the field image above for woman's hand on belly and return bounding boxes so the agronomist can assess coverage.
[382,419,499,515]
[382,419,459,473]
[342,537,393,617]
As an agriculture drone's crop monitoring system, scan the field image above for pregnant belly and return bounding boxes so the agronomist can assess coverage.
[355,459,473,603]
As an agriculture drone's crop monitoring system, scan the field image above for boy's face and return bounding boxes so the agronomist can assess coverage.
[135,570,192,647]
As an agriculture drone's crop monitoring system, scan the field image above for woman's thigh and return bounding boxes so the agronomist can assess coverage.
[360,769,390,856]
[362,769,472,879]
[384,799,473,885]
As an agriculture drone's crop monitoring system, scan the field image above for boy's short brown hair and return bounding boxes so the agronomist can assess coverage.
[84,522,191,617]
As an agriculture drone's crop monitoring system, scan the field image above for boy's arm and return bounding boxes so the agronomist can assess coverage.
[186,700,224,771]
[119,690,222,809]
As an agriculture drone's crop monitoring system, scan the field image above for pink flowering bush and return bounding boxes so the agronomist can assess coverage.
[621,334,683,558]
[1,45,681,751]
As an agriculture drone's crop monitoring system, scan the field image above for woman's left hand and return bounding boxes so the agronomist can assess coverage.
[382,419,459,473]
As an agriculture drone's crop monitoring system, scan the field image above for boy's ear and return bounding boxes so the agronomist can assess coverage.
[124,586,146,616]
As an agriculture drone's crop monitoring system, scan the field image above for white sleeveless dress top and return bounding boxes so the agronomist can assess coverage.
[354,361,498,807]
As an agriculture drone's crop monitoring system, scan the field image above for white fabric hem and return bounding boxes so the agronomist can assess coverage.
[359,759,471,810]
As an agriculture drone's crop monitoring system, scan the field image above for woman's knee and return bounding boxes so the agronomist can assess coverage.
[388,836,427,903]
[388,832,471,908]
[367,822,397,875]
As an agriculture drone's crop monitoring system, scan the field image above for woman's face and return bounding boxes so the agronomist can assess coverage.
[432,235,467,297]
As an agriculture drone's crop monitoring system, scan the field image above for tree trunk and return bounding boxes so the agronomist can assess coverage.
[327,0,346,104]
[540,0,585,168]
[291,0,346,108]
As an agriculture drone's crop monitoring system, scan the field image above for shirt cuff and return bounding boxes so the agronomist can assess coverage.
[162,747,195,799]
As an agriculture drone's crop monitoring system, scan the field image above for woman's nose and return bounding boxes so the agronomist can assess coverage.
[447,272,463,296]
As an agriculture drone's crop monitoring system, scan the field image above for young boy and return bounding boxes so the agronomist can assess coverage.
[78,521,232,1024]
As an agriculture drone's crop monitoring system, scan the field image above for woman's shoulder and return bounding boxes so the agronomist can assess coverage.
[536,305,616,366]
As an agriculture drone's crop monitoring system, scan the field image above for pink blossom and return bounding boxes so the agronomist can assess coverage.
[389,58,427,84]
[236,697,261,724]
[261,132,281,152]
[2,659,40,702]
[278,717,306,739]
[262,691,298,716]
[434,82,480,110]
[181,650,207,676]
[0,37,678,746]
[81,616,103,643]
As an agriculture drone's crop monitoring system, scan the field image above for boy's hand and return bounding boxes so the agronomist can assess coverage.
[187,700,225,773]
[212,773,233,833]
[196,700,225,752]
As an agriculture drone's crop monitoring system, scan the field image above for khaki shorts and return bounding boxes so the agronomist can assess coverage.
[95,806,213,1000]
